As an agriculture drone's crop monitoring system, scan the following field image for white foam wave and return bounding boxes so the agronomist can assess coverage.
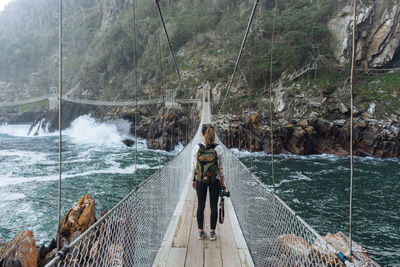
[0,163,157,187]
[230,148,347,162]
[0,123,58,137]
[64,115,133,147]
[2,193,26,201]
[275,172,312,188]
[289,172,312,181]
[0,149,51,164]
[0,124,31,137]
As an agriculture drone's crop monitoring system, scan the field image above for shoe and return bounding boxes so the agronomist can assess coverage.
[198,231,207,240]
[210,231,217,241]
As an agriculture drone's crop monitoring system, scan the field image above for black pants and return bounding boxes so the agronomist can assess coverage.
[196,179,220,230]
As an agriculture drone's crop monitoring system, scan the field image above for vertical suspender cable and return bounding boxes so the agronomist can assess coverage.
[349,0,357,258]
[56,0,63,251]
[158,29,163,94]
[133,0,138,187]
[269,0,278,192]
[250,121,254,169]
[219,0,259,114]
[155,0,186,94]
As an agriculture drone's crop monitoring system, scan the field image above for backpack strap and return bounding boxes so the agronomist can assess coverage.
[209,143,218,149]
[198,143,205,149]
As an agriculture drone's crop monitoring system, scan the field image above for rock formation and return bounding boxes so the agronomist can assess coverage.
[0,231,38,267]
[329,1,400,68]
[59,195,96,245]
[215,114,400,159]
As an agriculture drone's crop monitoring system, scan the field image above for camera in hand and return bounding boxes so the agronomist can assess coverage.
[219,189,230,198]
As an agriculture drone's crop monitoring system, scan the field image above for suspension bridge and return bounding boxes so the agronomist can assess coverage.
[0,93,201,109]
[27,0,379,265]
[45,92,365,267]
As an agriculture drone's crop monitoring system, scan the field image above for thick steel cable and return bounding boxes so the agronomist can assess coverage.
[269,0,278,192]
[219,0,259,114]
[133,0,138,187]
[155,0,186,94]
[56,0,63,251]
[349,0,357,258]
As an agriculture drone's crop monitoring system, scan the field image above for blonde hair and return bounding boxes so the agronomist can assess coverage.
[203,127,215,147]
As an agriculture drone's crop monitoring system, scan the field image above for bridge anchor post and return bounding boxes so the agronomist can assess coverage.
[48,96,58,110]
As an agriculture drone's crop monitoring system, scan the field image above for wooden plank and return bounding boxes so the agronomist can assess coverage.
[166,248,187,267]
[184,201,204,267]
[218,214,242,267]
[153,178,194,267]
[204,248,222,267]
[225,198,255,267]
[185,185,196,201]
[172,199,195,248]
[237,249,255,267]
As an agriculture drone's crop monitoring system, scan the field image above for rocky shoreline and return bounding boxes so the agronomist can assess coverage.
[2,101,400,158]
[214,114,400,159]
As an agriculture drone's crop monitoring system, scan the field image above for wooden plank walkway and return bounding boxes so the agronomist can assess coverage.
[153,183,254,267]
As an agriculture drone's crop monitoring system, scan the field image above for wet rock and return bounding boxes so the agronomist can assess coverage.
[323,232,379,266]
[59,195,96,246]
[0,231,37,267]
[214,116,400,159]
[145,107,194,151]
[37,239,56,267]
[122,139,135,147]
[8,111,45,124]
[338,102,348,113]
[29,101,92,134]
[277,234,311,258]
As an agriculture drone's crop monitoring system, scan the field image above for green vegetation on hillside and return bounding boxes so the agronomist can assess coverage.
[0,0,398,118]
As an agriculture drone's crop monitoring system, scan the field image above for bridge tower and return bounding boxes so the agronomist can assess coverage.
[165,90,181,109]
[48,87,58,110]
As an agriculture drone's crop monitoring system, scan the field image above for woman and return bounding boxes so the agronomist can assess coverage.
[191,124,226,241]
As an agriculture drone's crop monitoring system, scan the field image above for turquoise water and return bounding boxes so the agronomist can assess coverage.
[0,115,399,266]
[234,150,400,266]
[0,116,177,245]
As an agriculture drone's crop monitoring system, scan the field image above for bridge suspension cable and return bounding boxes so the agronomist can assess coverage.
[155,0,186,94]
[349,0,357,258]
[269,0,278,192]
[219,0,259,114]
[56,0,63,251]
[133,0,138,187]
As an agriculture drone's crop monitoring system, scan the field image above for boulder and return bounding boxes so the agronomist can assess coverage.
[59,195,96,245]
[323,232,380,266]
[0,231,37,267]
[37,239,56,267]
[122,139,135,147]
[277,234,311,257]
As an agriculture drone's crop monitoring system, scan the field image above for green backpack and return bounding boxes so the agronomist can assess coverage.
[195,144,219,183]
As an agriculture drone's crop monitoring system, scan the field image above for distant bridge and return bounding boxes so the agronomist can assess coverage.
[0,93,201,110]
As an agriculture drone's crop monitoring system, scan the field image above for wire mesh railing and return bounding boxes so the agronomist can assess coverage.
[44,105,205,267]
[221,147,347,266]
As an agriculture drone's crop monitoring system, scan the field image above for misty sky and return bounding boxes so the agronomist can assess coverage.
[0,0,13,12]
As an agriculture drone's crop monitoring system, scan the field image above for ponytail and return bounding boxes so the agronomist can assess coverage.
[203,127,215,147]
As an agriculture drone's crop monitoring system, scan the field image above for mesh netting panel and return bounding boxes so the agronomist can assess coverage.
[46,131,201,267]
[221,146,344,267]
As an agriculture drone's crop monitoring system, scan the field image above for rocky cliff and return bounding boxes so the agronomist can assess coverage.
[0,0,399,157]
[329,0,400,68]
